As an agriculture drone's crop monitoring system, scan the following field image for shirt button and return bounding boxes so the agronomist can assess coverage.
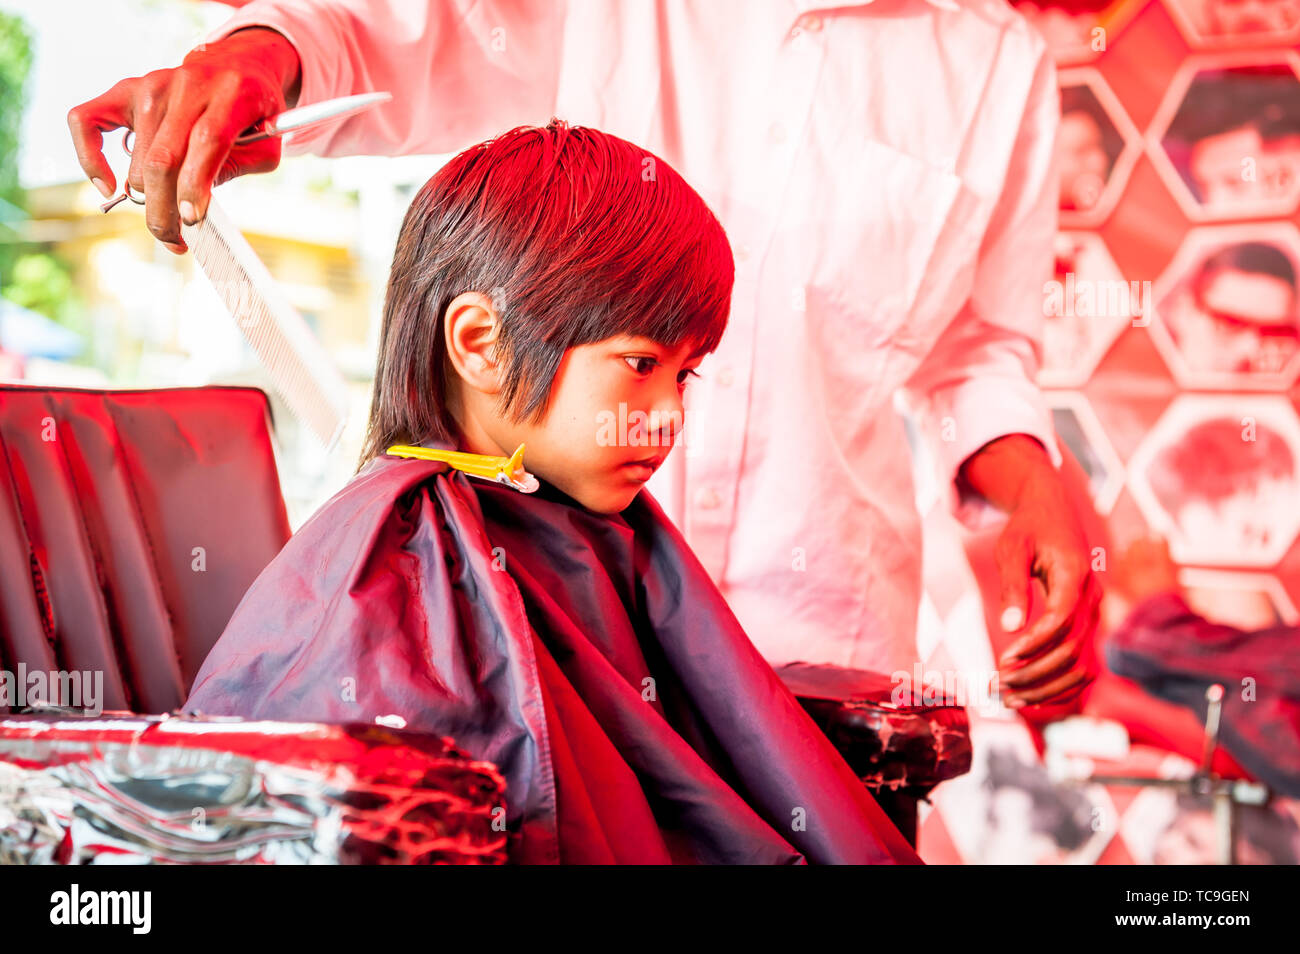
[716,367,734,387]
[736,244,750,262]
[695,487,720,510]
[768,122,787,144]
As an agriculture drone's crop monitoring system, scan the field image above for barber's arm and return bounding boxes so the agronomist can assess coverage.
[901,38,1099,709]
[67,0,565,254]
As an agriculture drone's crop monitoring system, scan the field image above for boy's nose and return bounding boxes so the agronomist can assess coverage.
[646,392,686,447]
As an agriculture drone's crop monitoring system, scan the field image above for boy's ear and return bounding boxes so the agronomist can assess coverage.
[443,291,503,395]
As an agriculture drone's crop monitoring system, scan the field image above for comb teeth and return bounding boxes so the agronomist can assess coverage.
[180,199,350,450]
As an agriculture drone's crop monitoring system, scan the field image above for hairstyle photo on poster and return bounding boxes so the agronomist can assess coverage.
[1127,394,1300,567]
[1048,392,1126,513]
[1041,231,1146,386]
[1015,0,1148,65]
[1162,0,1300,48]
[1057,69,1142,227]
[1150,222,1300,387]
[928,718,1117,864]
[1149,53,1300,220]
[1121,783,1300,863]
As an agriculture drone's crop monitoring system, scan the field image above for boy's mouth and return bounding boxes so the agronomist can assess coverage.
[621,454,666,481]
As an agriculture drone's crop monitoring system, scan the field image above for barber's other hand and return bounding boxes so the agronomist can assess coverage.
[66,27,301,254]
[958,434,1100,709]
[993,468,1100,709]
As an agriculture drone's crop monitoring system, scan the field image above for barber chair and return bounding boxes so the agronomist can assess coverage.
[0,384,970,860]
[0,384,291,714]
[778,663,973,847]
[0,385,509,864]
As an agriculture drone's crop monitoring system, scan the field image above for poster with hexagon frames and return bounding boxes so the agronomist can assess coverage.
[1057,69,1143,226]
[1127,394,1300,567]
[1013,0,1150,65]
[1147,51,1300,221]
[1163,0,1300,48]
[1041,231,1146,385]
[1150,222,1300,387]
[912,0,1300,865]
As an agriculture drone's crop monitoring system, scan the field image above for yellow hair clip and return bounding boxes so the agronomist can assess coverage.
[386,443,540,494]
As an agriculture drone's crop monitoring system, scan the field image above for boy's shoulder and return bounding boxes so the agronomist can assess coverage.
[266,453,501,588]
[296,454,454,536]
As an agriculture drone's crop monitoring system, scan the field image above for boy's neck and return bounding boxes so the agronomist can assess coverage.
[460,428,507,458]
[448,389,510,458]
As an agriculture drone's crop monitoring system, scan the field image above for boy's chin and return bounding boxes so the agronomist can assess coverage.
[570,485,642,515]
[543,473,642,514]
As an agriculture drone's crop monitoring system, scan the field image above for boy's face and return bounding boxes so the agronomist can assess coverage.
[479,334,705,513]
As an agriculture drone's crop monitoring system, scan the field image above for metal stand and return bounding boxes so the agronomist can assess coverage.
[1082,684,1269,865]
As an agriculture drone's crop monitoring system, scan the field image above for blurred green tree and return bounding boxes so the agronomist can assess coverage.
[0,15,83,341]
[0,12,33,290]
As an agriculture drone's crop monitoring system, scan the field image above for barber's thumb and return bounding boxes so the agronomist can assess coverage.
[998,570,1028,635]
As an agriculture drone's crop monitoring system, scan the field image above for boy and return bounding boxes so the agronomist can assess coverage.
[185,120,919,864]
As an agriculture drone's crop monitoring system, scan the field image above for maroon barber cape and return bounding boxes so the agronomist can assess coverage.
[185,451,920,865]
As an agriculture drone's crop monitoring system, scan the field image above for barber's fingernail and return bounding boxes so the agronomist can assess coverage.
[179,200,197,225]
[1006,697,1025,709]
[91,177,111,198]
[1001,606,1025,633]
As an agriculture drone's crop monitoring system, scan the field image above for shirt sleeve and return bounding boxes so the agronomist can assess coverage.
[202,0,566,157]
[900,34,1063,532]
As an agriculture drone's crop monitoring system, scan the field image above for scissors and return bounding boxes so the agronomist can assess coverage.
[99,91,393,213]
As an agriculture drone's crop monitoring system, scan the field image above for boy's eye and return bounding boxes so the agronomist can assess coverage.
[624,356,658,375]
[678,368,701,390]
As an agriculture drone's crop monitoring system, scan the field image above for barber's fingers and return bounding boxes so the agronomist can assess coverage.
[1001,634,1083,690]
[1003,574,1100,683]
[141,82,212,253]
[67,76,138,198]
[1004,663,1094,708]
[1001,582,1101,706]
[148,71,285,253]
[1000,549,1093,666]
[176,86,284,225]
[68,62,286,255]
[995,531,1034,637]
[121,70,176,199]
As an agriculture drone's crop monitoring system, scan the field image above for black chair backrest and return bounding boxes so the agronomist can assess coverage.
[0,385,291,713]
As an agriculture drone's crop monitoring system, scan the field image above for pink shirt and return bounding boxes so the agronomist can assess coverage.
[208,0,1063,674]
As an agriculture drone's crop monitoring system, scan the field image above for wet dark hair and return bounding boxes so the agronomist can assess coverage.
[358,118,734,468]
[1166,65,1300,145]
[1149,416,1295,508]
[1198,241,1297,287]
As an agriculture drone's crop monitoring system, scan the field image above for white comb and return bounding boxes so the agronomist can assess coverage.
[180,199,349,450]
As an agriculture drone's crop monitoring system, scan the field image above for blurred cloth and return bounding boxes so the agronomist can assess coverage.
[205,0,1063,674]
[1107,591,1300,797]
[185,453,921,864]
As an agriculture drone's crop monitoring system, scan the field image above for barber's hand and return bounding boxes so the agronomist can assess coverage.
[958,434,1100,709]
[66,27,301,254]
[993,475,1100,709]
